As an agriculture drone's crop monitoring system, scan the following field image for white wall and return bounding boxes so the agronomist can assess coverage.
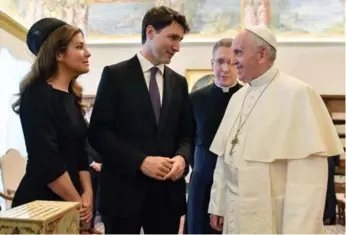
[0,29,32,209]
[79,41,345,95]
[1,26,343,96]
[0,28,33,61]
[0,29,32,158]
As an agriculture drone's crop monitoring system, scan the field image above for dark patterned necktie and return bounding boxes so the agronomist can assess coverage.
[149,67,160,124]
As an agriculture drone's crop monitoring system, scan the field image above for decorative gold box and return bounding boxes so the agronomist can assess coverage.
[0,200,80,234]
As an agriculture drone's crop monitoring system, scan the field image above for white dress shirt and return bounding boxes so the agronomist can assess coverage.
[137,52,164,105]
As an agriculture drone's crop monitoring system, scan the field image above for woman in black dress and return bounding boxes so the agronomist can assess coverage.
[11,18,92,225]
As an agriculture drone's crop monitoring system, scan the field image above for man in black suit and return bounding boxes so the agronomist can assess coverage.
[186,38,242,234]
[88,6,192,234]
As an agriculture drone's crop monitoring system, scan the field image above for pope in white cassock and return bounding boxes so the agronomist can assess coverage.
[208,25,344,234]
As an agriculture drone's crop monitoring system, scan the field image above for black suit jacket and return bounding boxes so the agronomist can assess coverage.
[88,55,193,218]
[86,140,102,164]
[85,121,102,165]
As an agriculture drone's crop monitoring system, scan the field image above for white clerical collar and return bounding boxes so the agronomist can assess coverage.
[215,80,238,93]
[250,65,278,87]
[137,52,165,74]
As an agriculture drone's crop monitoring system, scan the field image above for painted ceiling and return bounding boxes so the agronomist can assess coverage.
[0,0,344,44]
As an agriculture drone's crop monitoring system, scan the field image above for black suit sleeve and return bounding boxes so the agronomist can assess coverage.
[86,139,102,165]
[174,79,194,176]
[88,66,147,177]
[88,155,93,166]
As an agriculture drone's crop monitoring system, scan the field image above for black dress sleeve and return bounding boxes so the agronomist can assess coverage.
[20,88,67,185]
[86,138,102,164]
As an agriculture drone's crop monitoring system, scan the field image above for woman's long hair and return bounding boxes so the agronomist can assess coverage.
[12,25,85,114]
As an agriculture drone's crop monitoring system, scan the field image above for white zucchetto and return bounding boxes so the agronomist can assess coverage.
[245,24,277,50]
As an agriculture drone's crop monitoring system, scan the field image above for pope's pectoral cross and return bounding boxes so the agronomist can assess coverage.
[229,132,239,156]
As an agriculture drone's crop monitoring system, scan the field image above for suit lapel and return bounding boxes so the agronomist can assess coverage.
[128,56,158,129]
[159,66,175,133]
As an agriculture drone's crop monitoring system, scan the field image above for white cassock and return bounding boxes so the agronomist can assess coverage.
[208,65,344,234]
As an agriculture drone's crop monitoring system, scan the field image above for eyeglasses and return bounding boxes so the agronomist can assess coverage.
[212,58,232,66]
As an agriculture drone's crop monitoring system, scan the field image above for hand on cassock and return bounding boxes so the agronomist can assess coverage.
[210,215,224,232]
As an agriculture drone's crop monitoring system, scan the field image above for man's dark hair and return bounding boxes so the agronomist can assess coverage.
[141,6,190,44]
[212,38,233,56]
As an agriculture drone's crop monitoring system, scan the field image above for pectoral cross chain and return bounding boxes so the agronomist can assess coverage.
[229,132,239,156]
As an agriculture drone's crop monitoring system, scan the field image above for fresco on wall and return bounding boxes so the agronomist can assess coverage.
[1,0,88,34]
[242,0,270,27]
[1,0,344,42]
[270,0,344,38]
[87,0,241,40]
[87,0,152,37]
[187,0,241,35]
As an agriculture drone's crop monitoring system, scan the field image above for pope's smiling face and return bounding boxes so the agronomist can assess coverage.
[231,30,273,83]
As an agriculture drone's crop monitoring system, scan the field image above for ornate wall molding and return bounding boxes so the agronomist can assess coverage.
[0,11,27,42]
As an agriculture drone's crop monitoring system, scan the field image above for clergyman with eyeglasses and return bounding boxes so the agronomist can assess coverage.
[186,38,242,234]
